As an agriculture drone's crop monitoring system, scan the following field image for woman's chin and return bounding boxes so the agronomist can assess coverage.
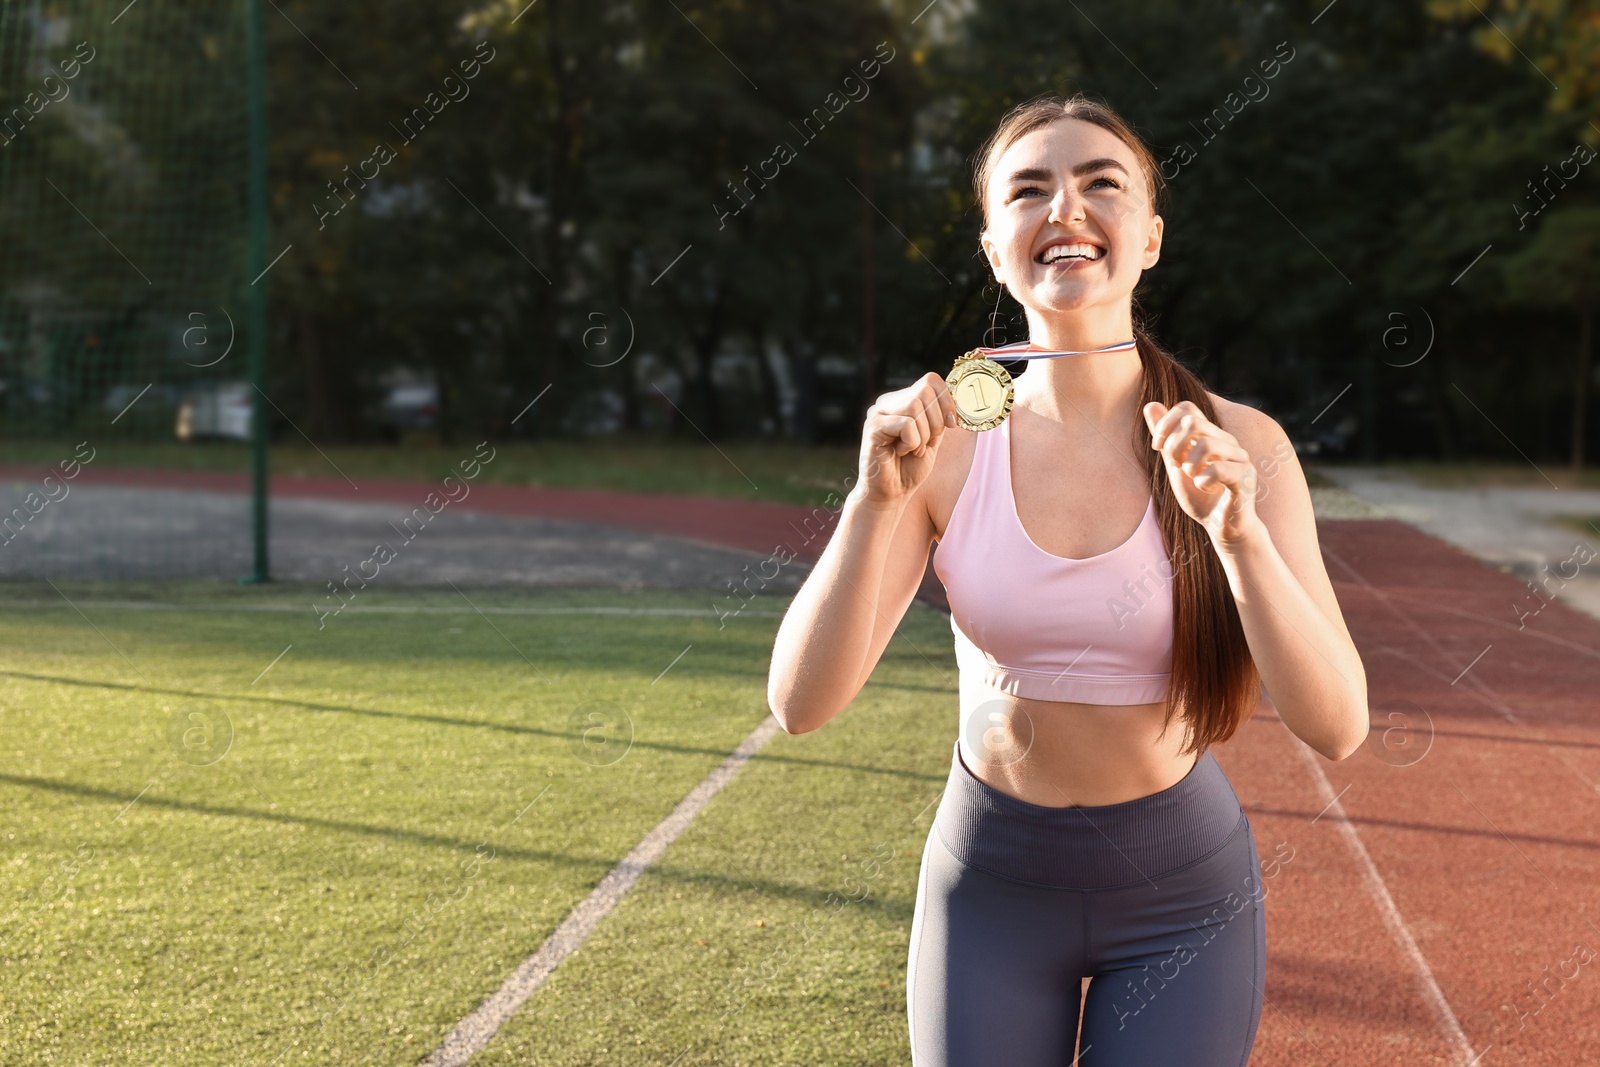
[1025,288,1106,316]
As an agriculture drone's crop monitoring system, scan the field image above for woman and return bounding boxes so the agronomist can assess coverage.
[765,94,1369,1066]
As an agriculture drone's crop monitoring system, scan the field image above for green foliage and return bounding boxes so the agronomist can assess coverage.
[10,1,1594,460]
[266,0,926,443]
[1504,205,1600,308]
[1426,0,1600,123]
[0,1,251,438]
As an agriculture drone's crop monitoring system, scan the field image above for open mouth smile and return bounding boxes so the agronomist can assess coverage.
[1035,239,1106,267]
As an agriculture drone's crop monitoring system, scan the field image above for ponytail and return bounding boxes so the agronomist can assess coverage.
[1133,325,1260,754]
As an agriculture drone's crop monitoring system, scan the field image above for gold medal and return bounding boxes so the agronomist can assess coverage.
[946,351,1014,432]
[944,338,1139,431]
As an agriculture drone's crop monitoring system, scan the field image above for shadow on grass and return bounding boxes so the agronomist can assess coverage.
[0,771,923,921]
[3,668,947,783]
[0,668,948,782]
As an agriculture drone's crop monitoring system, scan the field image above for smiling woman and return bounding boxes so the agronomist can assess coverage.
[766,93,1369,1067]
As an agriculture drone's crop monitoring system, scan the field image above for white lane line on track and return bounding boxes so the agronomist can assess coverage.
[1290,738,1480,1066]
[423,714,785,1067]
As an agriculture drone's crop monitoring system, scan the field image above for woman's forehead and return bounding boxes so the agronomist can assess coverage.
[993,117,1136,177]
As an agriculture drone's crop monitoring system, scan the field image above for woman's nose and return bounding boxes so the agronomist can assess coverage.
[1047,186,1085,225]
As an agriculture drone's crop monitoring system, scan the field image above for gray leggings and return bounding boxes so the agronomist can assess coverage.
[907,740,1266,1066]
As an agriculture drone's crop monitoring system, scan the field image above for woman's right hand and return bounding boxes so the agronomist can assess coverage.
[856,371,958,506]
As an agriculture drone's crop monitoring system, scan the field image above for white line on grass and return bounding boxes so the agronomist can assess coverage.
[1290,738,1480,1065]
[423,714,784,1066]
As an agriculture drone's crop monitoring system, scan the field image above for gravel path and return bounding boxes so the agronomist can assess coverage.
[1318,466,1600,622]
[0,483,808,595]
[10,469,1572,623]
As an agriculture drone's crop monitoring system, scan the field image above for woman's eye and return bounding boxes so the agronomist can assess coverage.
[1088,176,1122,191]
[1008,185,1047,202]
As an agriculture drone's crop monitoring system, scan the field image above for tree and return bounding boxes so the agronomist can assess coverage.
[1503,205,1600,469]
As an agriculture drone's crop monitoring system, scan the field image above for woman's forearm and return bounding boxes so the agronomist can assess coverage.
[767,489,908,733]
[1216,526,1369,760]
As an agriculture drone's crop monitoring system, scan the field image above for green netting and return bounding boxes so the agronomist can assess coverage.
[0,0,262,580]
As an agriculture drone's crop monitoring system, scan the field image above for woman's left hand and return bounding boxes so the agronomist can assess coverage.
[1143,400,1265,551]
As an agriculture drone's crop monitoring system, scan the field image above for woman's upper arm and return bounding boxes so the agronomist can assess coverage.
[1220,399,1356,646]
[847,482,939,695]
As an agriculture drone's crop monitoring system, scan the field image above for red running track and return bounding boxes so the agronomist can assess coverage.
[1215,519,1600,1067]
[9,468,1597,1063]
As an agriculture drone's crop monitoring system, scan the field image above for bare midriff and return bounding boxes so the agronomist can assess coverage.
[958,690,1198,807]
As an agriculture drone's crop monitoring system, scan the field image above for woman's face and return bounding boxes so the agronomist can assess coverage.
[979,117,1163,322]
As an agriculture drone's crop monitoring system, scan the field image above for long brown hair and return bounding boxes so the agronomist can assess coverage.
[971,93,1258,755]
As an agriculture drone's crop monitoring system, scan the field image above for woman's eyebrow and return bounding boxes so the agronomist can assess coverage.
[1005,166,1053,184]
[1005,159,1129,184]
[1072,157,1129,177]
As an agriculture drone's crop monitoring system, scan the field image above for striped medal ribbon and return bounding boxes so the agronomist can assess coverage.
[945,338,1138,431]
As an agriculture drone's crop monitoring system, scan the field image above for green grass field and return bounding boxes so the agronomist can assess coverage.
[0,581,955,1066]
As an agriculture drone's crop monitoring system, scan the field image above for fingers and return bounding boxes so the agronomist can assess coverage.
[1189,456,1255,494]
[1150,403,1223,462]
[1147,399,1205,451]
[903,397,932,458]
[872,413,925,457]
[1147,402,1255,493]
[905,373,954,453]
[1173,431,1247,475]
[923,371,958,430]
[1172,434,1248,492]
[875,374,956,459]
[1142,400,1169,440]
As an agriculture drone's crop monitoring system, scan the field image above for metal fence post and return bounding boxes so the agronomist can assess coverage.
[244,0,271,583]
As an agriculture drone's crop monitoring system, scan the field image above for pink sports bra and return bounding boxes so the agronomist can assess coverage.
[931,415,1175,705]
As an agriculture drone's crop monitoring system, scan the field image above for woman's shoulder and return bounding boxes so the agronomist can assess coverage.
[1208,391,1292,459]
[1206,391,1315,531]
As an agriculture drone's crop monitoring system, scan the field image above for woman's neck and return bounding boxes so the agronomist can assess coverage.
[1021,304,1135,354]
[1012,307,1145,429]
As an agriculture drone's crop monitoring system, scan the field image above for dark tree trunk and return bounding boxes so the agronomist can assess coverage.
[1430,341,1457,461]
[791,282,819,445]
[434,356,454,447]
[299,310,342,442]
[751,323,783,436]
[1573,306,1593,472]
[860,109,878,399]
[689,287,725,439]
[534,3,583,440]
[611,250,642,433]
[620,348,643,433]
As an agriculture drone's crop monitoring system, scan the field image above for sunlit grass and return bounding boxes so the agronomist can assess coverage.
[0,580,954,1065]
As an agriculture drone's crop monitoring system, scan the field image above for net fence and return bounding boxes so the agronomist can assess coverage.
[0,0,262,581]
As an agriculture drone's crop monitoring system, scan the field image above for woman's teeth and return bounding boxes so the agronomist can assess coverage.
[1038,243,1104,264]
